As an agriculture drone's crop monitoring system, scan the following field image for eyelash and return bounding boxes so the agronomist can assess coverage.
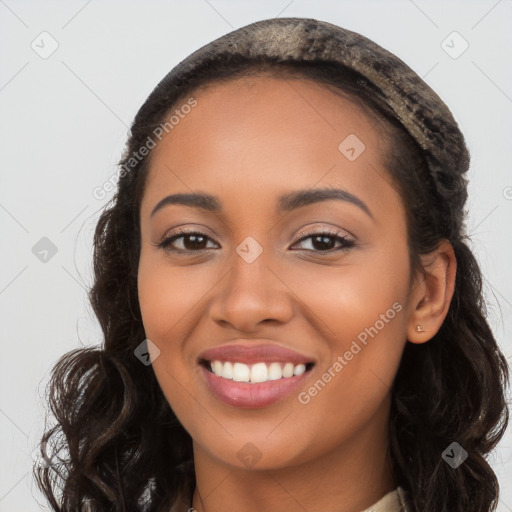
[155,227,355,254]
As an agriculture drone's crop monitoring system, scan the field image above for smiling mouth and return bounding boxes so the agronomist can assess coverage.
[199,359,315,384]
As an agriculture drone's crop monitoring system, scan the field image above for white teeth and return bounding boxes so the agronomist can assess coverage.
[208,360,310,383]
[250,362,268,383]
[268,362,282,380]
[221,361,233,379]
[212,360,223,375]
[232,362,250,382]
[282,362,294,378]
[293,363,306,376]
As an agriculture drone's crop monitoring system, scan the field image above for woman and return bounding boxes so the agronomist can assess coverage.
[34,17,510,512]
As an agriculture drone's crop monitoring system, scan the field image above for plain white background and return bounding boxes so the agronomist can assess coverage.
[1,0,511,510]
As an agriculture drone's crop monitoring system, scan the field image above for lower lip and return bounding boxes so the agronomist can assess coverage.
[199,365,312,409]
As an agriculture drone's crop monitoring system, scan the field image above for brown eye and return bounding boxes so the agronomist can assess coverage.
[292,231,355,253]
[157,230,218,252]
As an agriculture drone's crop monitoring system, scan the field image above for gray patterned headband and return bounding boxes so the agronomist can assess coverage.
[152,17,469,208]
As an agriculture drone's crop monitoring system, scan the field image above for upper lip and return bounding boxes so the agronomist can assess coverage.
[198,341,315,366]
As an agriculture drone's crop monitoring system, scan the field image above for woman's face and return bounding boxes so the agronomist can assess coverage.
[138,76,417,470]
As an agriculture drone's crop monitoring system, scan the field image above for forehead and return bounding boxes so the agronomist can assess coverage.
[162,74,386,147]
[141,76,400,221]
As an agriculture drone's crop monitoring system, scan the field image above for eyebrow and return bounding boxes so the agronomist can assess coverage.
[150,187,373,220]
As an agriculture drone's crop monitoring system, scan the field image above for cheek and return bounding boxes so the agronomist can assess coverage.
[288,244,409,348]
[137,252,218,412]
[137,254,208,433]
[287,245,409,404]
[137,251,213,341]
[280,262,408,462]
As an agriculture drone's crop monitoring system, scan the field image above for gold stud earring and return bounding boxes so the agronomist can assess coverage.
[416,325,428,333]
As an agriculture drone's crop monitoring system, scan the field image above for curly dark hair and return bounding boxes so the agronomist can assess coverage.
[33,41,510,512]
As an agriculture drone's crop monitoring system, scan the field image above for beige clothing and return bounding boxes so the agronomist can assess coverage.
[170,486,411,511]
[361,487,411,511]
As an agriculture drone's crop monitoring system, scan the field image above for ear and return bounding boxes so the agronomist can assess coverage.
[406,239,457,344]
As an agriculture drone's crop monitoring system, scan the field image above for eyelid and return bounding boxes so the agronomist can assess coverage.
[159,225,218,242]
[294,225,353,241]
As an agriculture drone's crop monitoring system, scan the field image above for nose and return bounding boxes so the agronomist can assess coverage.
[208,246,294,332]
